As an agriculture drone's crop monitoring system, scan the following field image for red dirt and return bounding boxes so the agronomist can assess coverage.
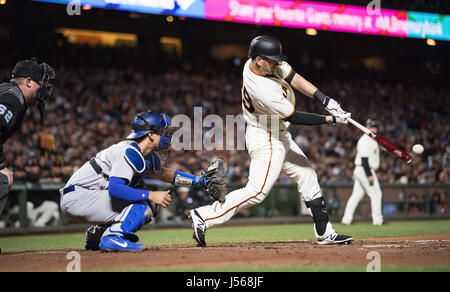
[1,234,449,272]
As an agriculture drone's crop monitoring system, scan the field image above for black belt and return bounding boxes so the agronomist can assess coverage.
[62,185,75,195]
[89,158,109,181]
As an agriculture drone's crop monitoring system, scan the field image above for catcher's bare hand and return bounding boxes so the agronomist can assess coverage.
[149,190,171,208]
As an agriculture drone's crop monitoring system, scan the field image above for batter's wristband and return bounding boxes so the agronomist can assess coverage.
[313,90,329,106]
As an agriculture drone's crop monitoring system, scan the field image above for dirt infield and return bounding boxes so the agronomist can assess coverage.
[1,234,450,272]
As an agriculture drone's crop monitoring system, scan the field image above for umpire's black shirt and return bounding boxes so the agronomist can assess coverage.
[0,82,28,169]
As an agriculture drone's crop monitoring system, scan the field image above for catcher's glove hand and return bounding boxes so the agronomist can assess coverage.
[200,159,227,203]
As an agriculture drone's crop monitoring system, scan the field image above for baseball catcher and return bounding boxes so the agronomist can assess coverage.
[60,111,227,252]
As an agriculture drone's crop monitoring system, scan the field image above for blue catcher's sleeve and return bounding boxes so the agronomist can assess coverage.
[108,176,149,202]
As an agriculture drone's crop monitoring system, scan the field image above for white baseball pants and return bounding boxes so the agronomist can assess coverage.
[341,166,383,225]
[195,125,335,239]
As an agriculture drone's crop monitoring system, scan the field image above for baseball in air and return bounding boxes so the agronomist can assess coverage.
[412,144,424,155]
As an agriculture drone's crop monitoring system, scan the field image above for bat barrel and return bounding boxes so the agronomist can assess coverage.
[348,118,412,164]
[375,135,412,164]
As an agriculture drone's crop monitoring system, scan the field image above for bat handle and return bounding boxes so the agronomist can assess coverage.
[347,118,373,137]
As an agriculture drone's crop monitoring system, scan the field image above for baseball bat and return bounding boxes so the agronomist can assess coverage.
[347,118,412,164]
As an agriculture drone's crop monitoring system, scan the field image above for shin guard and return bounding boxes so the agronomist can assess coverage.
[305,197,334,238]
[103,204,152,242]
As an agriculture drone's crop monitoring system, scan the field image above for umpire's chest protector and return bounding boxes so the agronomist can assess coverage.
[0,82,28,144]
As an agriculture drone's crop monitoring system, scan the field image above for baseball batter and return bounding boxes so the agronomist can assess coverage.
[342,119,383,226]
[60,111,225,251]
[189,35,354,246]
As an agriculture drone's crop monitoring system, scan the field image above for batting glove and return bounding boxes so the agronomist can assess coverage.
[325,98,349,116]
[333,112,351,124]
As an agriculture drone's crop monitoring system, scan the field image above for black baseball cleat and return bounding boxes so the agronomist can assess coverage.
[85,224,108,251]
[189,209,206,247]
[85,240,101,251]
[317,232,354,245]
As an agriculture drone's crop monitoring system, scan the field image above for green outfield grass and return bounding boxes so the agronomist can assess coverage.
[1,219,450,253]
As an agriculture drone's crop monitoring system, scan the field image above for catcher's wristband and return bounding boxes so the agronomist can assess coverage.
[173,170,208,187]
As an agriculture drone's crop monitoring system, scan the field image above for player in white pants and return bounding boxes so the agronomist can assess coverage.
[342,119,383,226]
[189,35,354,246]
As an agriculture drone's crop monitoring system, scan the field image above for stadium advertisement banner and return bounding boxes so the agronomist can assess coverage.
[205,0,450,40]
[32,0,206,18]
[205,0,408,37]
[407,11,450,41]
[32,0,450,41]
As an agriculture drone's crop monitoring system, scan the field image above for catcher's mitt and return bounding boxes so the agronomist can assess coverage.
[200,159,227,203]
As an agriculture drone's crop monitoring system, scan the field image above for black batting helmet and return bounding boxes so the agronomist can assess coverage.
[248,35,287,62]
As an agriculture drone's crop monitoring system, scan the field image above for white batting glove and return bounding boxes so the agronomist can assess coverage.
[325,98,348,116]
[333,112,351,124]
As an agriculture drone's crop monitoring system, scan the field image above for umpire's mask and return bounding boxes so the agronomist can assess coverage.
[11,58,56,125]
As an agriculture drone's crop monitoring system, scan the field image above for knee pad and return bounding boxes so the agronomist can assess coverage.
[305,197,329,236]
[105,204,152,242]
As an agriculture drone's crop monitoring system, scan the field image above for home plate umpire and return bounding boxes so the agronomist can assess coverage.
[0,58,55,215]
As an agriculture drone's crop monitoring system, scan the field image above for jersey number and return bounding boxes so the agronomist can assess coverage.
[0,104,13,124]
[242,86,255,113]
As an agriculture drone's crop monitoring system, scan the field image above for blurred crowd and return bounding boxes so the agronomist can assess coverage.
[0,41,448,192]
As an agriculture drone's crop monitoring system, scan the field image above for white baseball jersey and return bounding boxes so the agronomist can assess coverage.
[242,59,296,132]
[194,59,337,240]
[342,134,383,225]
[354,134,380,170]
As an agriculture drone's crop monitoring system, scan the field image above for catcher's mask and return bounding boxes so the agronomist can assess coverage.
[11,57,56,125]
[127,111,173,153]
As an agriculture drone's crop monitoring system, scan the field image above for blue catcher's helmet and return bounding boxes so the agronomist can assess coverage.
[127,111,172,150]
